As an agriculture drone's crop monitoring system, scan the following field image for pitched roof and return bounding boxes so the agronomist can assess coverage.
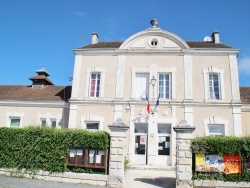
[0,85,71,101]
[240,86,250,103]
[29,75,54,85]
[186,41,232,48]
[80,41,232,49]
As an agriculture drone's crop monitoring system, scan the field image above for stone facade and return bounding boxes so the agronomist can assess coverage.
[173,120,195,188]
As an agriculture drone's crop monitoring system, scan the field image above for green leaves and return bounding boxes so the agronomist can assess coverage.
[0,127,109,173]
[191,136,250,182]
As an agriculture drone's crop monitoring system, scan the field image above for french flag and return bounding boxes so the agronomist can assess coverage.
[152,94,160,113]
[145,95,151,114]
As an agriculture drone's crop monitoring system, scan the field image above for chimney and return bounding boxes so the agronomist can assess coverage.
[212,30,220,43]
[91,32,99,44]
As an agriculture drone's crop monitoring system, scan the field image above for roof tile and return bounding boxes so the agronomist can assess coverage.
[0,85,71,101]
[240,86,250,103]
[79,41,232,49]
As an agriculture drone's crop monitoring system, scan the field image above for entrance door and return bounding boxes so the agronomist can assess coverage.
[157,124,171,165]
[133,123,148,165]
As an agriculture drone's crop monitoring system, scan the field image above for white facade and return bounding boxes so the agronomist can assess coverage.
[68,20,244,166]
[0,20,248,167]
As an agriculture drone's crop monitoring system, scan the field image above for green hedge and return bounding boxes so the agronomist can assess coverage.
[191,136,250,182]
[0,127,109,173]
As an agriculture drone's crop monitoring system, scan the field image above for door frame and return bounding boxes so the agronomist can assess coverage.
[133,133,148,165]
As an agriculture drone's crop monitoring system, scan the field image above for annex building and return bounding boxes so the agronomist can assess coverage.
[0,19,250,167]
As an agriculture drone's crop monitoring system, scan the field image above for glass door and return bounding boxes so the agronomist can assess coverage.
[157,124,171,165]
[133,123,148,165]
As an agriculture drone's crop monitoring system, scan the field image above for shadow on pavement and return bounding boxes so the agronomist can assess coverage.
[134,177,176,188]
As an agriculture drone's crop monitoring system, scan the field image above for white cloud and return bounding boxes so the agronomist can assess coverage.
[73,11,87,17]
[238,56,250,75]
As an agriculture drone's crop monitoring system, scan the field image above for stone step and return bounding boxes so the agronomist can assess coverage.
[127,164,176,171]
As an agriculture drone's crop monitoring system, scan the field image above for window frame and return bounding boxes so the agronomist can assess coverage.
[203,117,228,136]
[89,73,101,98]
[208,124,225,137]
[158,73,172,99]
[135,73,149,99]
[10,117,21,128]
[131,66,176,100]
[203,66,225,101]
[40,118,47,127]
[85,66,106,99]
[209,73,221,100]
[50,118,57,128]
[86,122,99,131]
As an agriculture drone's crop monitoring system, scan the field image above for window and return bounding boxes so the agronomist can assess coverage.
[90,73,101,97]
[208,124,224,136]
[135,73,149,99]
[158,124,171,134]
[135,123,148,133]
[209,74,221,100]
[158,74,171,99]
[50,119,56,128]
[203,66,224,101]
[10,117,20,128]
[86,122,99,130]
[41,119,46,126]
[151,38,158,47]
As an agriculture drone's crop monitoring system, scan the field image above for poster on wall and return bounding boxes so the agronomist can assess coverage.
[70,149,76,157]
[223,154,242,174]
[165,141,170,149]
[77,149,83,156]
[195,154,224,172]
[89,150,95,164]
[140,135,146,145]
[195,153,207,172]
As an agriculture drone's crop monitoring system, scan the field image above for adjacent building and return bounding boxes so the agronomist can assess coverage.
[0,67,71,128]
[0,19,249,167]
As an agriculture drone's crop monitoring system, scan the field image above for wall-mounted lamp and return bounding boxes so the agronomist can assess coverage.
[151,75,157,101]
[151,75,156,87]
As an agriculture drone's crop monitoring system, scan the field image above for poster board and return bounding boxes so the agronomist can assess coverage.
[223,154,241,174]
[195,153,241,174]
[195,154,224,172]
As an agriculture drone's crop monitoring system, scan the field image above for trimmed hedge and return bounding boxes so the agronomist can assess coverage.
[191,136,250,182]
[0,127,109,173]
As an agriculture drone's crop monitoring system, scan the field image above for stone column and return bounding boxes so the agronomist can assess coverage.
[108,118,129,187]
[173,120,195,188]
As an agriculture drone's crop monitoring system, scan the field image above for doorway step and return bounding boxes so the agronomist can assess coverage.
[127,164,176,171]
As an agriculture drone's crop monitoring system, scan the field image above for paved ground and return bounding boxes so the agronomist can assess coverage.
[0,168,176,188]
[0,176,104,188]
[124,168,176,188]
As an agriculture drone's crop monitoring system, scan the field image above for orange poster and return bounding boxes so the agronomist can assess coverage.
[223,154,242,174]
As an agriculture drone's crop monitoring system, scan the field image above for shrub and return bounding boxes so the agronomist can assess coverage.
[0,126,109,173]
[191,136,250,182]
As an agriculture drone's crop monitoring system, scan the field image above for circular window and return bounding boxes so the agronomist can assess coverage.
[149,38,159,48]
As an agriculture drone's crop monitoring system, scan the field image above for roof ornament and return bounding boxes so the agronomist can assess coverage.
[150,19,158,28]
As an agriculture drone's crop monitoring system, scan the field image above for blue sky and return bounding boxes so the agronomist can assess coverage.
[0,0,249,86]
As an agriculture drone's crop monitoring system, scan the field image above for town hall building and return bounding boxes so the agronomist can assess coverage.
[0,19,249,167]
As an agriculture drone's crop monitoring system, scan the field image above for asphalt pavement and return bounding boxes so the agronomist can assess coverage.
[0,176,105,188]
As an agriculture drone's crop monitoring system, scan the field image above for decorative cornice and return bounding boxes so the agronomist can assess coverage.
[0,100,69,108]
